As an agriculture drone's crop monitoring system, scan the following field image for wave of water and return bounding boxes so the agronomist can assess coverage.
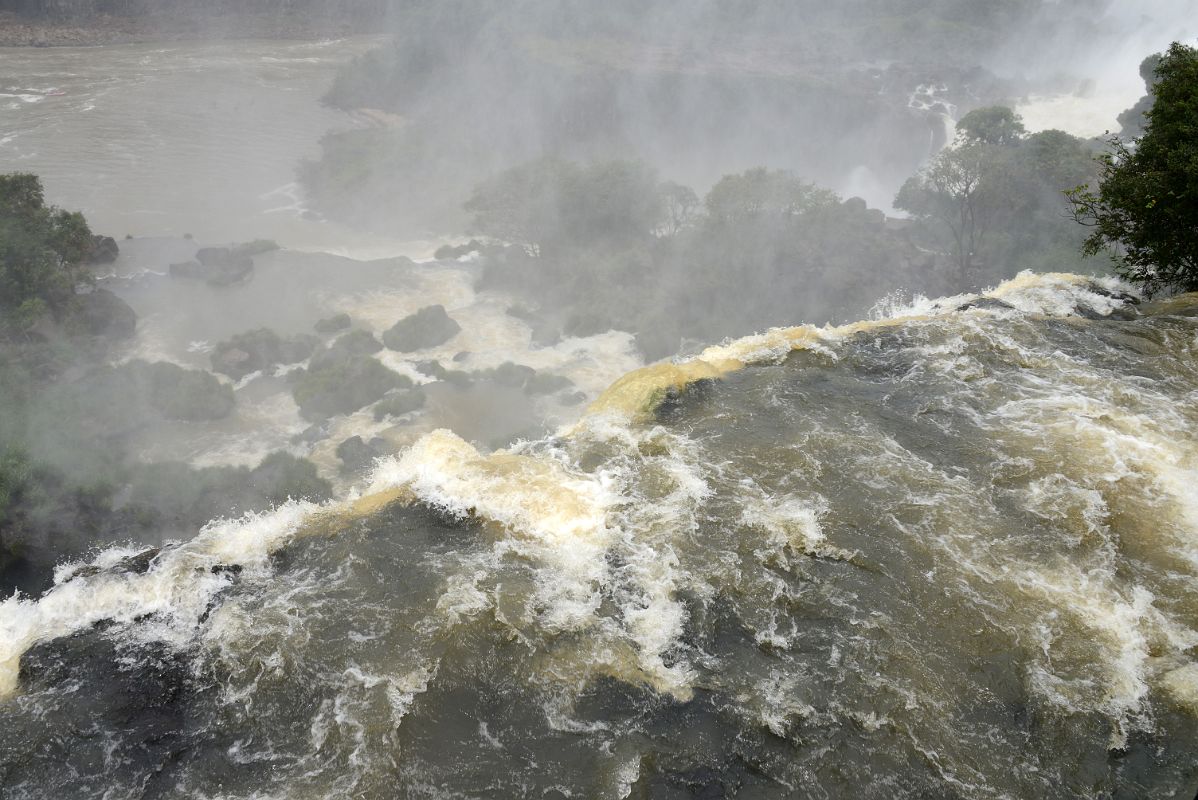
[3,272,1197,798]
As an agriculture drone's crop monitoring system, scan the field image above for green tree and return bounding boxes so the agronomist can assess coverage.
[895,142,1026,282]
[1067,43,1198,293]
[704,168,839,225]
[464,158,662,256]
[0,173,95,335]
[955,105,1027,146]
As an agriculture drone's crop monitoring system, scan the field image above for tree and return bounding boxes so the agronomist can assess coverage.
[1067,43,1198,293]
[0,173,95,335]
[464,158,662,256]
[658,181,701,236]
[704,168,838,225]
[955,105,1026,146]
[895,142,1024,282]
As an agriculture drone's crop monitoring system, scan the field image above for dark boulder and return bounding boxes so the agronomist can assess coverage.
[956,297,1016,312]
[373,387,426,420]
[73,288,136,339]
[314,312,352,334]
[311,329,383,366]
[335,435,383,471]
[490,361,536,388]
[524,371,573,396]
[289,355,409,419]
[382,305,461,352]
[86,235,119,265]
[211,329,318,380]
[169,245,254,286]
[433,239,485,260]
[134,362,234,421]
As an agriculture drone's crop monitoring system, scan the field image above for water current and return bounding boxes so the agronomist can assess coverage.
[1,39,1197,800]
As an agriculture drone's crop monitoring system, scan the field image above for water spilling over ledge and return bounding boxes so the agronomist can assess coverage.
[2,273,1198,798]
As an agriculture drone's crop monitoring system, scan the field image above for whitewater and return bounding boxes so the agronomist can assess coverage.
[3,272,1197,798]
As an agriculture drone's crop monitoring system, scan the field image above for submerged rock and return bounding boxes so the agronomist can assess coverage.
[382,305,461,352]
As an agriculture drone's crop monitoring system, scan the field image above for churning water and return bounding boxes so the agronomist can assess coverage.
[2,273,1197,798]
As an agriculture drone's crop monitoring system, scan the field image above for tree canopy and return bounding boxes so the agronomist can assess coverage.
[1068,42,1198,293]
[0,173,94,334]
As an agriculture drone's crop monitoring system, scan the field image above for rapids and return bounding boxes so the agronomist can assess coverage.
[2,273,1197,798]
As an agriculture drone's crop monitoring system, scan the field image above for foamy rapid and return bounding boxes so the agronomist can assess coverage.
[4,271,1198,799]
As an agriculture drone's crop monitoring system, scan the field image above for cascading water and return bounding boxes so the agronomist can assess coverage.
[3,273,1197,799]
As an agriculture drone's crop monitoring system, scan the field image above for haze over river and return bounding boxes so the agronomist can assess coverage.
[1,34,1197,800]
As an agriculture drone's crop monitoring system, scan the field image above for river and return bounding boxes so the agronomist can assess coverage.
[1,36,1197,800]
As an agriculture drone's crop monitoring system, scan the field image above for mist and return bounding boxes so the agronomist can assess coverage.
[2,2,1198,798]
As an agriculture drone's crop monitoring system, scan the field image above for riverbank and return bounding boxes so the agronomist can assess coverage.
[0,11,382,47]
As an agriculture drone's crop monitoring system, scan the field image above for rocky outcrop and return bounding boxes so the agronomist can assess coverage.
[382,305,461,352]
[72,288,136,339]
[372,387,426,420]
[85,235,119,265]
[314,312,352,334]
[289,354,408,419]
[335,435,389,471]
[170,246,253,286]
[210,328,318,380]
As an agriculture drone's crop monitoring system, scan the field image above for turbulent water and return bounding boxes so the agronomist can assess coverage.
[2,273,1197,798]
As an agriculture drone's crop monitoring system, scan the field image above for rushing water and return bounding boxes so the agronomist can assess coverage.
[3,36,1198,800]
[2,274,1198,798]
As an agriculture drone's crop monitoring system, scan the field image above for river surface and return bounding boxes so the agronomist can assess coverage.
[0,37,445,258]
[2,37,1198,800]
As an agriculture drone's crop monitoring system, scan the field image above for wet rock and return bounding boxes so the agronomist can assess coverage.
[210,563,242,576]
[314,312,352,334]
[169,244,259,286]
[73,287,137,339]
[372,387,426,420]
[336,435,382,471]
[491,361,536,388]
[291,422,329,445]
[311,329,383,366]
[86,234,119,265]
[956,297,1015,312]
[559,390,587,406]
[289,354,409,419]
[211,328,318,380]
[415,360,448,379]
[452,350,471,362]
[434,239,485,260]
[382,304,461,352]
[112,547,160,575]
[1086,283,1140,305]
[133,361,234,421]
[524,371,573,396]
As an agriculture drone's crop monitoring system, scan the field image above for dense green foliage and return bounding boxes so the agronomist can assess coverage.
[471,161,928,356]
[1068,43,1198,294]
[0,173,94,335]
[896,109,1100,285]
